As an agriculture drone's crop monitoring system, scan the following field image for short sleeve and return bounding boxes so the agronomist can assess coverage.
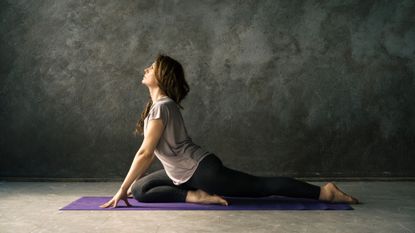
[148,103,169,125]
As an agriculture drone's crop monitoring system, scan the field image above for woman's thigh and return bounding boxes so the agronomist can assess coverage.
[132,170,172,194]
[131,169,196,202]
[184,154,259,196]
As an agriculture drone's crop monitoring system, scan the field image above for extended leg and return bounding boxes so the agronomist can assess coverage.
[186,154,320,199]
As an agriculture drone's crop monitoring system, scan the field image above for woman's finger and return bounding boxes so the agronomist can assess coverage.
[99,201,107,208]
[124,198,132,207]
[99,200,112,208]
[103,198,116,208]
[112,199,119,208]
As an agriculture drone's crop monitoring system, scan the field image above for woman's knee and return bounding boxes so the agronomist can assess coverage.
[131,170,168,201]
[131,186,155,203]
[131,180,146,201]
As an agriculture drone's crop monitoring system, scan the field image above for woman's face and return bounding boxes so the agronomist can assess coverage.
[142,62,158,87]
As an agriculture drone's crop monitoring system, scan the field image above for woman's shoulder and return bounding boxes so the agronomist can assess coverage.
[151,97,179,111]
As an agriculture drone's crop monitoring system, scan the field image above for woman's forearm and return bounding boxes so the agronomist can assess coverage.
[120,152,155,191]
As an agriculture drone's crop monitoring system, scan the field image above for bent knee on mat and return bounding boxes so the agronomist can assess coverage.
[131,182,145,200]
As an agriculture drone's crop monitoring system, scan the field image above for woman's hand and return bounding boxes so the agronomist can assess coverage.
[100,188,132,208]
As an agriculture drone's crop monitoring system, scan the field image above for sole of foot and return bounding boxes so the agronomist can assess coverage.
[321,182,360,204]
[187,189,229,206]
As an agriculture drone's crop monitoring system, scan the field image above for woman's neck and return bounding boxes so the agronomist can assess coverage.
[148,87,167,103]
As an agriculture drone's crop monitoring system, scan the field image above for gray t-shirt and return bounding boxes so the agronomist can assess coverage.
[144,96,211,185]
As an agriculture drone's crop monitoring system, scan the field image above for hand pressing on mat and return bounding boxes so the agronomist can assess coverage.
[100,188,132,208]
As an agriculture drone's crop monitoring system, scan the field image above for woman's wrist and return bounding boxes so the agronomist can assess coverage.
[120,185,129,192]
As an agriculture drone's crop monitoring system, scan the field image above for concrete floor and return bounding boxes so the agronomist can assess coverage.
[0,181,414,233]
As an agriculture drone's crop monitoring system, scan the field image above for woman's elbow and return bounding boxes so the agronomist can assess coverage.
[136,150,154,159]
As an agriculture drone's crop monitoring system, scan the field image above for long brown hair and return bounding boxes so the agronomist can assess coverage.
[134,54,190,136]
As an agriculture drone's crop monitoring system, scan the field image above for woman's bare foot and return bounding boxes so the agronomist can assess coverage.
[186,189,229,206]
[319,182,359,204]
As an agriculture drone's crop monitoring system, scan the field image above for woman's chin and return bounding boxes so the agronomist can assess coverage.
[141,82,150,88]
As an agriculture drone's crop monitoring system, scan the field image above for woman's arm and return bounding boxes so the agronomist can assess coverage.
[100,118,164,208]
[120,118,164,191]
[119,149,155,192]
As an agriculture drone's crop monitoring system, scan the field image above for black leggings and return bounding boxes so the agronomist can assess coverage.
[131,154,321,203]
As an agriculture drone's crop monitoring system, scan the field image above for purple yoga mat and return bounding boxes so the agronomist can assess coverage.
[59,196,353,211]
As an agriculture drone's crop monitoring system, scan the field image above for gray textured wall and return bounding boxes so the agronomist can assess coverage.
[1,0,414,179]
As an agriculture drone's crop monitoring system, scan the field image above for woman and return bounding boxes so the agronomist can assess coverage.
[100,54,359,208]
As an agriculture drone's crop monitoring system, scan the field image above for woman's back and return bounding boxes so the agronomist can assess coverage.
[144,96,211,185]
